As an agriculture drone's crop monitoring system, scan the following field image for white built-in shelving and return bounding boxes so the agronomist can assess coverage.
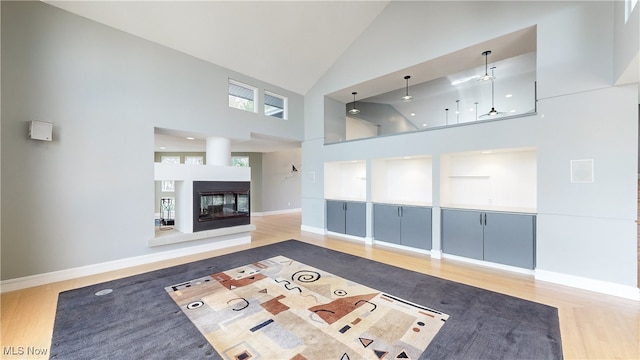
[324,160,367,201]
[440,147,537,213]
[371,156,433,206]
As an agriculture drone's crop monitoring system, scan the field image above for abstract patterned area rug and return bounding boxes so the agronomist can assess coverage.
[49,240,562,359]
[165,256,449,360]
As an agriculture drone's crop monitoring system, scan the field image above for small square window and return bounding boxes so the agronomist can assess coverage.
[264,91,287,119]
[231,156,250,167]
[185,156,204,165]
[229,79,257,113]
[161,156,181,164]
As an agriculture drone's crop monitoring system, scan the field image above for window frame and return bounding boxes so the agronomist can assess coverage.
[264,90,288,120]
[228,79,258,113]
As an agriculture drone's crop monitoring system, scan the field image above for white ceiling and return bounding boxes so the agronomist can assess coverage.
[44,0,390,95]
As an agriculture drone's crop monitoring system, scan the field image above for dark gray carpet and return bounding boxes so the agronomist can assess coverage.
[49,240,562,359]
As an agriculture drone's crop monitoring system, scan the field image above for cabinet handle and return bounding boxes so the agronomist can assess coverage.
[484,213,487,225]
[343,202,346,211]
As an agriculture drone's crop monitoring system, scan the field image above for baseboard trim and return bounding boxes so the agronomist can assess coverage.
[372,240,430,255]
[0,236,250,294]
[300,225,326,235]
[326,231,366,243]
[535,269,640,301]
[442,253,535,276]
[252,208,301,217]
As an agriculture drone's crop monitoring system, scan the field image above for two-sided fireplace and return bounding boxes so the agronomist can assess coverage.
[193,181,250,232]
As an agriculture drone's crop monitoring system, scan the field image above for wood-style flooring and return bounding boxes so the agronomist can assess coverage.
[1,213,639,359]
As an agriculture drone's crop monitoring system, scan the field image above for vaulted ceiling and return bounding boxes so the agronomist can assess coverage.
[44,1,390,95]
[44,1,395,152]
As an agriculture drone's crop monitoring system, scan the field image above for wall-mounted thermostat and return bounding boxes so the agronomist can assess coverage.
[29,120,53,141]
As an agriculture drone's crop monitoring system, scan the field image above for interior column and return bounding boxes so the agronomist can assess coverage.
[206,136,231,166]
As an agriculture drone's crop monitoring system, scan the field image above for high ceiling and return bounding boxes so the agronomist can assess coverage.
[44,0,390,153]
[44,0,390,95]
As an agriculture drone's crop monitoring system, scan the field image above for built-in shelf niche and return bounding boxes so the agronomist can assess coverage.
[441,147,537,212]
[324,160,367,201]
[371,156,433,206]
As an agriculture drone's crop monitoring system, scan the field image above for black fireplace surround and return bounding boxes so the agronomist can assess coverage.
[193,181,250,232]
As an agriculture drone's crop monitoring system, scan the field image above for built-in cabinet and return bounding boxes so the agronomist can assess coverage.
[326,200,366,237]
[441,208,536,269]
[324,149,538,269]
[373,204,432,250]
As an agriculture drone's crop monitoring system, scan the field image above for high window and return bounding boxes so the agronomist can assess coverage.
[229,79,257,113]
[264,91,288,119]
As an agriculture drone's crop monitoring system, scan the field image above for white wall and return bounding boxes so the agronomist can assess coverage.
[346,117,378,141]
[261,148,302,212]
[0,2,303,280]
[302,1,638,290]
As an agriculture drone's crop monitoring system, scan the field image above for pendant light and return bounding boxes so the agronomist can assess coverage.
[348,92,360,115]
[481,67,505,118]
[401,75,413,102]
[478,50,495,82]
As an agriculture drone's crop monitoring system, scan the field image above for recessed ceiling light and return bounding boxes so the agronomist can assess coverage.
[410,113,416,116]
[510,109,517,113]
[186,137,195,140]
[505,94,513,98]
[422,123,427,127]
[481,150,493,154]
[159,146,166,150]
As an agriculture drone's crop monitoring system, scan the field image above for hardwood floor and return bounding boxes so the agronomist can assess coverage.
[2,213,639,359]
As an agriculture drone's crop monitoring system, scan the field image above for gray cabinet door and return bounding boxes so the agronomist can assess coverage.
[442,209,484,260]
[401,206,432,250]
[373,204,401,244]
[326,200,346,233]
[483,212,536,269]
[345,201,366,237]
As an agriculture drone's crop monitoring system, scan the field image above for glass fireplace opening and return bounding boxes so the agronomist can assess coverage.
[193,181,251,232]
[199,191,249,221]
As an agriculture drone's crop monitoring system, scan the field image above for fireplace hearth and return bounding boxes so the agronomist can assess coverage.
[193,181,250,232]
